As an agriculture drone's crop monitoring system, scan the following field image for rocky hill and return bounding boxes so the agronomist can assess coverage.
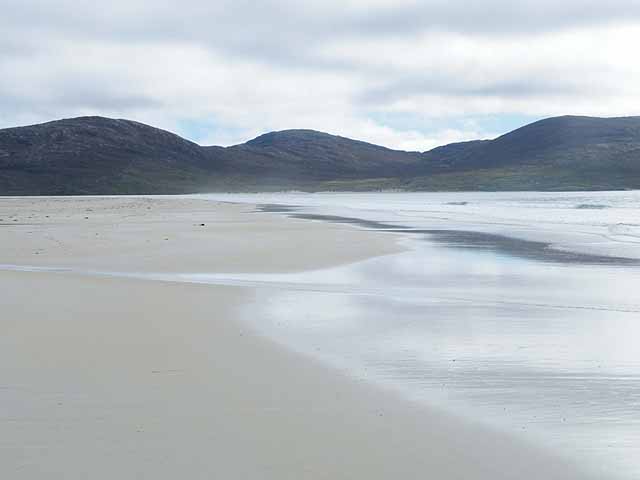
[1,115,639,194]
[0,117,215,194]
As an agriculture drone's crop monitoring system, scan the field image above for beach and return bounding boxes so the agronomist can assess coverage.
[0,196,399,273]
[1,196,594,479]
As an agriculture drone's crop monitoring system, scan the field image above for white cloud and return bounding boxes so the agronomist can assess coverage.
[0,0,639,150]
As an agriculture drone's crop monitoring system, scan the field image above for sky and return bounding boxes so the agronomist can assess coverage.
[1,0,639,151]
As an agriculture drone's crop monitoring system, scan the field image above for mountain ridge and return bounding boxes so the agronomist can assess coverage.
[1,115,639,194]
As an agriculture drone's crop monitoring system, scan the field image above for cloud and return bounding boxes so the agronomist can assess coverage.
[350,0,640,36]
[1,0,639,150]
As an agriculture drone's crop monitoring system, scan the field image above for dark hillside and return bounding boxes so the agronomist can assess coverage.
[1,115,639,194]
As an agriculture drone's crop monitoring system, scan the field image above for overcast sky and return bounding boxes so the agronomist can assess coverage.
[1,0,639,150]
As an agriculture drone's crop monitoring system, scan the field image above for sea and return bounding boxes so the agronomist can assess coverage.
[191,191,640,479]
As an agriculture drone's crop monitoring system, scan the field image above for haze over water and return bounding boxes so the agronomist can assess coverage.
[193,191,640,478]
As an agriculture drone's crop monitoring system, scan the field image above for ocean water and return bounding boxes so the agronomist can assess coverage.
[195,191,640,479]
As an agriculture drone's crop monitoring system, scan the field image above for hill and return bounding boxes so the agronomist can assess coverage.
[209,129,423,185]
[411,116,640,190]
[1,115,639,194]
[0,117,215,194]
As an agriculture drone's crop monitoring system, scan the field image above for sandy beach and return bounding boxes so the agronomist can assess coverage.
[1,196,592,479]
[0,196,400,273]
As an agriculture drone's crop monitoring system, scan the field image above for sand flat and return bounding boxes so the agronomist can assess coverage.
[0,196,402,272]
[0,196,592,479]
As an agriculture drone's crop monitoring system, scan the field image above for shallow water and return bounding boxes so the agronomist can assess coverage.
[4,192,637,477]
[195,191,640,479]
[200,190,640,260]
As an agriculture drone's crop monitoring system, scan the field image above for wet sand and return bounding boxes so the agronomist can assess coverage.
[285,210,639,265]
[0,196,593,479]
